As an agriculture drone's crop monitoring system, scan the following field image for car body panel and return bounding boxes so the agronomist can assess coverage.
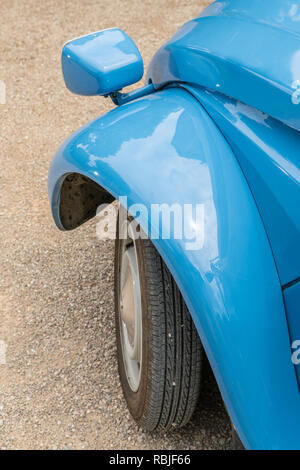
[179,84,300,287]
[199,0,300,36]
[49,88,300,449]
[146,0,300,131]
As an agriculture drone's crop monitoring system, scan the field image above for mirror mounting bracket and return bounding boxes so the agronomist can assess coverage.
[107,83,155,106]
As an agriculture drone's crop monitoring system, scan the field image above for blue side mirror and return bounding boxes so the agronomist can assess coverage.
[62,28,144,96]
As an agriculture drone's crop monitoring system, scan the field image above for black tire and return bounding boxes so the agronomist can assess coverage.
[114,214,203,431]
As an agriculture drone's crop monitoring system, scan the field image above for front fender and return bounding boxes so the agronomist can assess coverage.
[49,88,299,449]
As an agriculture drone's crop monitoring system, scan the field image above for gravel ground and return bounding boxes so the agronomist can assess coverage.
[0,0,231,450]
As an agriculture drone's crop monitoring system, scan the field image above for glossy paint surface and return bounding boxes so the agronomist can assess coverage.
[181,85,300,286]
[62,28,143,96]
[284,279,300,386]
[48,89,300,449]
[147,0,300,131]
[199,0,300,35]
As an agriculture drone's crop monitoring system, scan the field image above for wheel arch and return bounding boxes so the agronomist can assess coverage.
[57,172,114,230]
[49,87,299,449]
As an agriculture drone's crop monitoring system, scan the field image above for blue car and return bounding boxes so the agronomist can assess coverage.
[48,0,300,450]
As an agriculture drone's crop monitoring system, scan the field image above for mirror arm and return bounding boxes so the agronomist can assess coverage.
[107,83,155,106]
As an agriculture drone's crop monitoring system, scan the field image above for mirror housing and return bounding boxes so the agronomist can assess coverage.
[62,28,144,96]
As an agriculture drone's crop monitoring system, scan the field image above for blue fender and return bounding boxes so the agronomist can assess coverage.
[48,88,299,449]
[179,84,300,287]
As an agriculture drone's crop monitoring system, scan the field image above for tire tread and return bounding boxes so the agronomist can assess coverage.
[142,239,202,431]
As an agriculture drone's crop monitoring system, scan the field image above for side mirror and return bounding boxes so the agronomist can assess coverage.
[62,28,143,96]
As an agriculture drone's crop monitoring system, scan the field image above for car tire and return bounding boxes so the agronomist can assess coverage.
[114,213,203,431]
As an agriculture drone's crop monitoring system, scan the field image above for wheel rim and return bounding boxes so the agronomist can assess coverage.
[119,223,142,392]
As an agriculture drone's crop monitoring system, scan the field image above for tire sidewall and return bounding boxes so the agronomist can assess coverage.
[114,223,152,425]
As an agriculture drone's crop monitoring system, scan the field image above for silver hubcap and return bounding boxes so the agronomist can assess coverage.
[119,223,142,392]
